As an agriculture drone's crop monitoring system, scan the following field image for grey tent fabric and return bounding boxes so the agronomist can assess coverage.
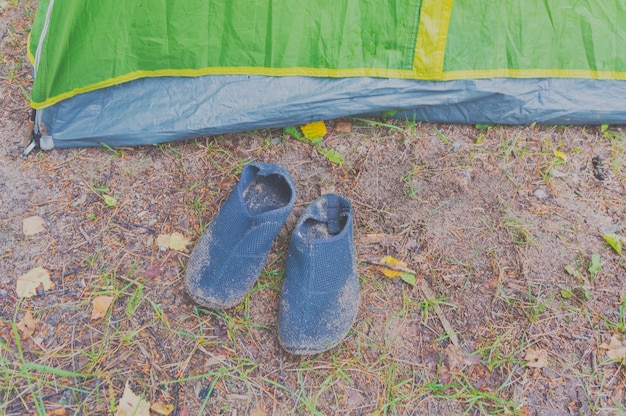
[37,75,626,149]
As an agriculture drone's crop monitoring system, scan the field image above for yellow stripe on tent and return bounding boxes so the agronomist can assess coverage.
[412,0,454,75]
[441,68,626,82]
[30,66,423,109]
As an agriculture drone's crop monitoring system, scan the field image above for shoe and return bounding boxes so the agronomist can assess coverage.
[278,194,359,355]
[184,162,296,310]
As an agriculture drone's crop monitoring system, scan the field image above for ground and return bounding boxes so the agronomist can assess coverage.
[2,2,626,415]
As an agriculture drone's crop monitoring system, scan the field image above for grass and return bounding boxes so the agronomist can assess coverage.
[2,53,626,413]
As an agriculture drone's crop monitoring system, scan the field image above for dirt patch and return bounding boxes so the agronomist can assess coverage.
[2,3,626,415]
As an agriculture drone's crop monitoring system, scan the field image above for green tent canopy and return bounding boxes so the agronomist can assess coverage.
[27,0,626,150]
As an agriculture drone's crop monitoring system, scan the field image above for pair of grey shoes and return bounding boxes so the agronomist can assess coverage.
[184,162,359,355]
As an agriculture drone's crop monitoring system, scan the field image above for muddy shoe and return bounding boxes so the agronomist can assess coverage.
[278,194,359,355]
[185,162,296,310]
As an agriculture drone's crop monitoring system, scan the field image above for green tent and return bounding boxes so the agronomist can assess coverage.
[27,0,626,150]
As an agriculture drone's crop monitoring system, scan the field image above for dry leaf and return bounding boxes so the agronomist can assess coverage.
[599,335,626,361]
[17,311,40,339]
[46,408,67,416]
[524,348,549,368]
[157,234,171,249]
[150,402,174,415]
[377,256,417,285]
[169,232,191,251]
[463,352,482,367]
[143,264,164,279]
[16,267,54,298]
[157,232,191,251]
[334,121,353,133]
[91,296,114,320]
[438,363,452,384]
[378,256,409,278]
[115,381,150,416]
[23,216,46,236]
[444,343,466,371]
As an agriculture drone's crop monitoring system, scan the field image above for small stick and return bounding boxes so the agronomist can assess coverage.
[418,278,461,349]
[365,259,416,274]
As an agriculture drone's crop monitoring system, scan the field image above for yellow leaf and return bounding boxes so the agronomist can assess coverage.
[17,311,40,339]
[554,150,567,161]
[600,335,626,361]
[151,402,175,415]
[115,381,150,416]
[524,348,548,368]
[300,121,327,140]
[156,234,171,249]
[23,216,46,236]
[169,232,191,251]
[157,232,191,251]
[16,267,54,298]
[378,256,408,278]
[91,296,114,320]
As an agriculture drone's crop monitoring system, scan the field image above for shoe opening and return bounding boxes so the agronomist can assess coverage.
[243,174,293,215]
[301,216,347,239]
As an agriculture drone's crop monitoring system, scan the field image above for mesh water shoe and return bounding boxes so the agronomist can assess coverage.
[185,162,296,310]
[278,194,359,355]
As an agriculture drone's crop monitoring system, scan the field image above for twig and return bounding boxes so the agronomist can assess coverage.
[365,259,416,274]
[418,278,461,349]
[78,225,91,243]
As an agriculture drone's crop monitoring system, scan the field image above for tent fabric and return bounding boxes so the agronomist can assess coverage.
[28,0,626,149]
[36,76,626,150]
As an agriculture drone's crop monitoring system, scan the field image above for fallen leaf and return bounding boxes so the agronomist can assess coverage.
[599,335,626,361]
[157,234,171,250]
[445,344,465,371]
[17,311,40,339]
[157,232,191,251]
[334,121,352,133]
[115,381,150,416]
[379,256,409,278]
[143,264,164,279]
[524,348,548,368]
[102,194,117,207]
[23,216,46,236]
[554,150,567,161]
[463,352,482,367]
[377,256,417,286]
[169,232,191,251]
[46,408,67,416]
[400,272,416,286]
[16,267,54,298]
[603,234,624,255]
[438,363,452,384]
[150,402,174,415]
[300,121,327,141]
[91,296,114,320]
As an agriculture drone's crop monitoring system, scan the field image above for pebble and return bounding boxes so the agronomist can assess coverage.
[534,189,548,199]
